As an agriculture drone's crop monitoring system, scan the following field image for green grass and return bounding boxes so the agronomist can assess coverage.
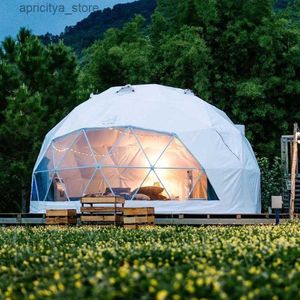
[0,224,299,299]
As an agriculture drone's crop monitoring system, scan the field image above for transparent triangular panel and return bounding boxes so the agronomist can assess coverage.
[206,177,219,200]
[187,169,205,199]
[102,129,150,167]
[154,168,202,200]
[52,131,80,169]
[83,169,108,196]
[35,170,55,201]
[36,146,54,172]
[57,167,95,200]
[189,171,219,200]
[134,170,170,200]
[132,128,173,166]
[31,176,39,201]
[101,167,151,199]
[85,128,125,164]
[155,137,201,168]
[58,131,96,169]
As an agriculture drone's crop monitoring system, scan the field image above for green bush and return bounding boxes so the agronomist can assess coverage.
[257,156,284,212]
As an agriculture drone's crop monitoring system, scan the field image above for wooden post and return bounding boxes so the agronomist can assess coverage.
[290,123,298,218]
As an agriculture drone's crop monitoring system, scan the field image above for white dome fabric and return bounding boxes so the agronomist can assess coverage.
[30,84,261,214]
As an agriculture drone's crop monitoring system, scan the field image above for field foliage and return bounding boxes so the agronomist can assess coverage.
[0,224,299,299]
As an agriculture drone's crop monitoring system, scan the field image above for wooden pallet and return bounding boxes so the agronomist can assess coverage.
[46,209,77,225]
[123,207,155,229]
[80,215,122,222]
[80,196,124,226]
[81,196,125,204]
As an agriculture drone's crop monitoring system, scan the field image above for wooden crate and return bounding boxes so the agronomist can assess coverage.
[123,215,155,224]
[81,215,122,222]
[123,207,155,228]
[80,196,124,226]
[46,216,77,225]
[81,207,124,213]
[123,207,154,216]
[46,209,77,225]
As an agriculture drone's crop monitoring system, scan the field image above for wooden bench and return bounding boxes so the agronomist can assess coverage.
[80,196,124,226]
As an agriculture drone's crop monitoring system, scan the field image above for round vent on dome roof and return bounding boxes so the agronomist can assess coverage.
[116,84,135,94]
[184,89,194,95]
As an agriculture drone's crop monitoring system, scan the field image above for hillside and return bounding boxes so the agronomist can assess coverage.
[40,0,156,54]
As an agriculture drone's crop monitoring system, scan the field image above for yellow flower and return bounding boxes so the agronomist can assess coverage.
[271,273,279,280]
[173,281,180,290]
[49,285,57,294]
[196,278,204,286]
[54,271,60,281]
[249,266,258,275]
[74,281,82,289]
[213,281,221,292]
[58,283,65,291]
[156,290,168,300]
[73,273,81,280]
[23,261,29,266]
[33,280,39,287]
[0,266,8,272]
[132,271,140,280]
[150,279,158,287]
[243,280,252,288]
[119,266,129,278]
[186,279,195,294]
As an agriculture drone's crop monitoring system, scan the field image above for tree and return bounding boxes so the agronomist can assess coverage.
[157,0,300,156]
[0,85,45,212]
[80,15,152,93]
[0,29,79,212]
[152,26,211,98]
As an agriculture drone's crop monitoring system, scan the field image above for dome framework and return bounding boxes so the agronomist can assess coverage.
[30,84,260,214]
[32,127,216,202]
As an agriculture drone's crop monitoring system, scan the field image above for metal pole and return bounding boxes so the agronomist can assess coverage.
[290,123,298,219]
[275,208,280,225]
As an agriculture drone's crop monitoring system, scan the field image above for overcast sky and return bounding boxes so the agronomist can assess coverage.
[0,0,132,41]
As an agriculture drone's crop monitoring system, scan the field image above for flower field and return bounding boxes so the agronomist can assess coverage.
[0,224,299,300]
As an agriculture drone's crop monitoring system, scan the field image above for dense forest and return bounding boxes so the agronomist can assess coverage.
[40,0,156,54]
[0,0,300,212]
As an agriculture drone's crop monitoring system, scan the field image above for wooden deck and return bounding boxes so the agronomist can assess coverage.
[0,213,296,225]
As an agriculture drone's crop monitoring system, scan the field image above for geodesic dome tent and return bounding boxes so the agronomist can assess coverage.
[30,84,260,214]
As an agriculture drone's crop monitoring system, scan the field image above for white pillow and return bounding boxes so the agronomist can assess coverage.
[133,193,151,200]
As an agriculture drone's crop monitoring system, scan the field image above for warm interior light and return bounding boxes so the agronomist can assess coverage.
[45,128,207,201]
